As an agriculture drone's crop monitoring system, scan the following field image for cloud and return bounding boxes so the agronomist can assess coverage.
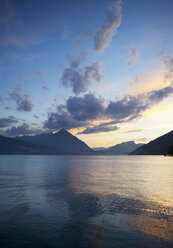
[78,123,119,134]
[106,96,145,120]
[16,95,33,112]
[9,84,33,112]
[44,111,85,131]
[0,95,3,102]
[162,55,173,84]
[33,115,39,119]
[73,30,93,47]
[44,86,173,133]
[127,48,139,67]
[106,86,173,121]
[123,129,144,133]
[1,123,44,137]
[0,116,18,128]
[66,93,104,121]
[94,0,122,53]
[60,56,102,94]
[147,86,173,103]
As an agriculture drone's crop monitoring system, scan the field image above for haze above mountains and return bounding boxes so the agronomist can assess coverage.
[0,128,172,155]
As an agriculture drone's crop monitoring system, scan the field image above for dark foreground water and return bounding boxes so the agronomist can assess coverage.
[0,155,173,248]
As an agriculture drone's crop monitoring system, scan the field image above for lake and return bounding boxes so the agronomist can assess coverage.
[0,155,173,248]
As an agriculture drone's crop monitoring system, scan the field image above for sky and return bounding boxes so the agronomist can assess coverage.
[0,0,173,148]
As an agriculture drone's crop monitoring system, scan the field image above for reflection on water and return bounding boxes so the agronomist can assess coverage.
[0,155,173,248]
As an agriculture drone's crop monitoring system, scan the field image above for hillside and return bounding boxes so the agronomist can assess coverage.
[16,128,93,154]
[0,135,60,155]
[130,130,173,155]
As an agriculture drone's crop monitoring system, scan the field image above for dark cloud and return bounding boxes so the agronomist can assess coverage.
[94,0,122,53]
[78,123,119,134]
[44,112,85,131]
[147,86,173,103]
[60,55,102,94]
[106,87,173,121]
[1,123,44,137]
[33,115,39,119]
[16,95,33,112]
[66,93,104,121]
[9,84,33,112]
[127,48,139,67]
[44,86,173,134]
[106,96,146,120]
[0,116,18,128]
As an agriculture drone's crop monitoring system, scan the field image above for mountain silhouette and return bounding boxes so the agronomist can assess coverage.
[16,128,92,154]
[94,141,144,155]
[108,141,144,154]
[0,135,60,155]
[130,130,173,155]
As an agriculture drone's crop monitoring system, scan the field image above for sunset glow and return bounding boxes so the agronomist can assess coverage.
[0,0,173,148]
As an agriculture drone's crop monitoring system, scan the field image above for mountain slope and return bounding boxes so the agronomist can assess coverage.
[130,130,173,155]
[16,128,93,154]
[0,135,60,155]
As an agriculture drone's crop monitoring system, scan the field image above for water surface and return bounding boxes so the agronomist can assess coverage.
[0,155,173,248]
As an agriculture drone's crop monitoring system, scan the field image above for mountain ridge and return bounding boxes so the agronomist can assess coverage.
[0,135,61,155]
[16,128,93,154]
[130,130,173,155]
[93,141,144,155]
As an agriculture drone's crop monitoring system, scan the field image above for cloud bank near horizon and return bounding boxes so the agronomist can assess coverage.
[43,86,173,135]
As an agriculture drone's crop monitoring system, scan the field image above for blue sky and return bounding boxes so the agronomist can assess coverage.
[0,0,173,147]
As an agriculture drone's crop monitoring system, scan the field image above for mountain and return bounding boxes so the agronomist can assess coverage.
[16,128,93,154]
[0,135,60,155]
[108,141,144,154]
[94,141,144,155]
[130,130,173,155]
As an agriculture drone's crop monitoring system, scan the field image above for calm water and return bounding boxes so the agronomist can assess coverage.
[0,155,173,248]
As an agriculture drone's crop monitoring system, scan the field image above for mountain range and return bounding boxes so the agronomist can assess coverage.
[0,128,172,155]
[0,134,59,155]
[16,128,92,154]
[93,141,144,155]
[0,129,93,155]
